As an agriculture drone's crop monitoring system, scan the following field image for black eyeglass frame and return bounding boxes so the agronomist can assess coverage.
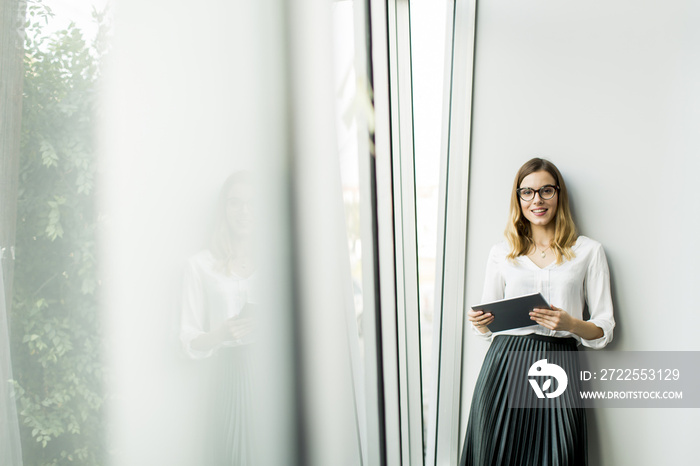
[516,184,560,202]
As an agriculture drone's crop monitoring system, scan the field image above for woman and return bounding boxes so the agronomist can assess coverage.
[180,171,257,465]
[462,158,615,466]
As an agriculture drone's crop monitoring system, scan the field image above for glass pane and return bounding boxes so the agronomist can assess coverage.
[9,1,111,464]
[8,1,364,465]
[332,0,364,357]
[332,0,367,462]
[410,0,449,454]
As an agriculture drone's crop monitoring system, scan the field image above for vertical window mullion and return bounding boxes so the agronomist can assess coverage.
[369,0,402,463]
[391,0,425,465]
[429,1,479,465]
[388,0,424,464]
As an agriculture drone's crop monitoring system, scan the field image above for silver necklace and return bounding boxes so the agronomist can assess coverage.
[237,257,253,271]
[535,244,550,258]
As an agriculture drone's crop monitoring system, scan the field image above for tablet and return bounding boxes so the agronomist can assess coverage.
[471,292,550,332]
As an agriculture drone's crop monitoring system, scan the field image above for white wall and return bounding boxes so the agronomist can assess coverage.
[461,1,700,464]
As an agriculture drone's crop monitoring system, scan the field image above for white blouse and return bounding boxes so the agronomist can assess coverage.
[473,236,615,349]
[180,250,257,359]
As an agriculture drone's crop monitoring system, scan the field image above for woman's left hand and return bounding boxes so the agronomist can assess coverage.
[530,306,573,332]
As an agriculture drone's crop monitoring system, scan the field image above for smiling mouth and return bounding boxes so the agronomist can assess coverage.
[531,209,548,215]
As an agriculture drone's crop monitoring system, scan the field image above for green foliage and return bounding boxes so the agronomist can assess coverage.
[10,1,110,465]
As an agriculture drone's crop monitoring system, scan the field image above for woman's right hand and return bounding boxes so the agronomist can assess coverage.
[216,315,256,343]
[191,315,256,352]
[467,309,493,333]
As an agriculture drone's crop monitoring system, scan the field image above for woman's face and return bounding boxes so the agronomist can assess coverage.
[226,182,254,238]
[518,170,558,228]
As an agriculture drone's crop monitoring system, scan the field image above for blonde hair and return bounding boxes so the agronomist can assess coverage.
[210,171,252,274]
[505,158,578,264]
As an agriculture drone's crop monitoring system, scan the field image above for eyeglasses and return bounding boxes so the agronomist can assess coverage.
[516,185,559,201]
[227,198,255,211]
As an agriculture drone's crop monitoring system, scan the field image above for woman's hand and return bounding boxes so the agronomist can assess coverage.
[529,305,574,332]
[467,309,494,334]
[217,315,256,342]
[191,314,256,352]
[531,305,605,340]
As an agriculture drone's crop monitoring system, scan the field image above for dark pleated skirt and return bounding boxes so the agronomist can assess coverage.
[207,346,253,465]
[461,334,587,466]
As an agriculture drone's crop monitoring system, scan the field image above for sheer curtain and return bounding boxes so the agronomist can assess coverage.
[0,265,22,466]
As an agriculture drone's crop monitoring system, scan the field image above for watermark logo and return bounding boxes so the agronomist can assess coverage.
[528,359,568,399]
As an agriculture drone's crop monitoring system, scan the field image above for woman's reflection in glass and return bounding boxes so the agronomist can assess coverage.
[180,171,257,465]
